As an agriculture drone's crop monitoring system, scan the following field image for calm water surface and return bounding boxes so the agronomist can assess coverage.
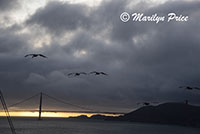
[0,117,200,134]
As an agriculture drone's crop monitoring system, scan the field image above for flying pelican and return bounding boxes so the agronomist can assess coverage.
[137,102,158,106]
[179,86,200,90]
[25,54,47,58]
[137,102,150,106]
[143,102,150,106]
[67,72,87,77]
[90,71,108,76]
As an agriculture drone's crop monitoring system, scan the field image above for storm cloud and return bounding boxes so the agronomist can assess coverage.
[0,0,200,112]
[0,0,17,10]
[27,1,92,35]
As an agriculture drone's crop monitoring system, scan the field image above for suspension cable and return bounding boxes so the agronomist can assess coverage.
[43,93,94,111]
[8,93,40,108]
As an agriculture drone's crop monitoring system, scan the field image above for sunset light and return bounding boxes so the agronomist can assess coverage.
[0,111,120,118]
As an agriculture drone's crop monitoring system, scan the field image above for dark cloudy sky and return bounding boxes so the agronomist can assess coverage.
[0,0,200,112]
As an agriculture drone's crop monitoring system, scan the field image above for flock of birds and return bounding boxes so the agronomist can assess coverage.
[134,85,200,107]
[24,53,199,107]
[24,53,108,78]
[135,86,200,106]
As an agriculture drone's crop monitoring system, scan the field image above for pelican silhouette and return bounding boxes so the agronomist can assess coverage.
[143,102,150,106]
[90,71,108,76]
[25,54,47,58]
[137,102,151,106]
[179,86,199,90]
[67,72,87,77]
[137,102,158,106]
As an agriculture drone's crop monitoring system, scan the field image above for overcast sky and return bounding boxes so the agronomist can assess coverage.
[0,0,200,112]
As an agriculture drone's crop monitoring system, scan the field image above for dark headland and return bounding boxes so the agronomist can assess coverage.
[67,103,200,127]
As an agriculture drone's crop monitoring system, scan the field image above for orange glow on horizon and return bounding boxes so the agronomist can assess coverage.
[0,111,120,118]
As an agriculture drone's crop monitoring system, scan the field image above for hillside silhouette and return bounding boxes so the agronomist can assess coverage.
[67,103,200,127]
[121,103,200,127]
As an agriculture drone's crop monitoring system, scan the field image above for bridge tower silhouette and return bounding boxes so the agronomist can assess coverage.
[38,92,43,120]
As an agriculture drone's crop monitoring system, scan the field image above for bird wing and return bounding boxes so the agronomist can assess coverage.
[67,73,75,76]
[186,86,193,90]
[80,72,87,75]
[24,54,33,57]
[100,72,108,75]
[39,54,47,58]
[90,71,97,74]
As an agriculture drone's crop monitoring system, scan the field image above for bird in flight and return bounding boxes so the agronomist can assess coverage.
[137,102,158,106]
[89,71,108,76]
[179,86,200,90]
[25,54,47,58]
[137,102,150,106]
[143,102,150,106]
[67,72,87,77]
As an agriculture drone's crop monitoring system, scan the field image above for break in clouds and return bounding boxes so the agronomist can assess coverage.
[0,0,200,112]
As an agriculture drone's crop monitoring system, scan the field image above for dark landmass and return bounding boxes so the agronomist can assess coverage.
[67,103,200,127]
[67,114,117,121]
[121,103,200,127]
